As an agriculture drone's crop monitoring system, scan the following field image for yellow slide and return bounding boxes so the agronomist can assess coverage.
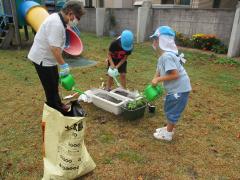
[25,6,49,32]
[19,1,83,56]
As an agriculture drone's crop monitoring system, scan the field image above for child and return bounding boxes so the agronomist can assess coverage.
[106,30,134,90]
[150,26,191,141]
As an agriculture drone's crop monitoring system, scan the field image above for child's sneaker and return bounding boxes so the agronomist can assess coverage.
[103,87,112,92]
[153,129,173,141]
[155,126,175,135]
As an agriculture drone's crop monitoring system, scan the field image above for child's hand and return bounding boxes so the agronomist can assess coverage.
[110,64,115,69]
[151,78,158,86]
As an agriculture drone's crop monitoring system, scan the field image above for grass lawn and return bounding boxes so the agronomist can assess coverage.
[0,32,240,179]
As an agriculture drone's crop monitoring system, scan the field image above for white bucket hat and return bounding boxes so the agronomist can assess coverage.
[150,26,178,54]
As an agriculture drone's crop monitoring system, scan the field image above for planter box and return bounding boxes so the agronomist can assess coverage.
[91,89,128,115]
[110,88,140,100]
[121,104,146,121]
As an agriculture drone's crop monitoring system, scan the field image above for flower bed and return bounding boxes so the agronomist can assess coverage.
[175,32,228,54]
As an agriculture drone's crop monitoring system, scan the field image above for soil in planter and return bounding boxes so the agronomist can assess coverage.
[115,91,128,97]
[96,93,122,104]
[115,90,136,99]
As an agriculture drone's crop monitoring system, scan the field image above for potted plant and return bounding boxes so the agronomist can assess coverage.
[121,98,147,120]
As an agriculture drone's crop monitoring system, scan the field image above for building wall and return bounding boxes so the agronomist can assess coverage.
[78,8,96,33]
[103,0,134,8]
[152,8,235,44]
[104,0,114,8]
[191,0,238,8]
[122,0,133,8]
[79,7,235,44]
[79,8,137,35]
[109,8,138,34]
[90,0,238,8]
[191,0,213,8]
[113,0,123,8]
[151,0,162,4]
[220,0,238,8]
[92,0,123,8]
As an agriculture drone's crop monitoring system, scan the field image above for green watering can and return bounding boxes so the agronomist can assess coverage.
[60,74,85,95]
[143,84,164,102]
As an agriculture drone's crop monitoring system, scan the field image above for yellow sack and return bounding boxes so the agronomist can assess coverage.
[42,104,96,180]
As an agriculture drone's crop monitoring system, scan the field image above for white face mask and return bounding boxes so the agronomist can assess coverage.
[69,17,79,27]
[152,43,157,51]
[152,39,158,51]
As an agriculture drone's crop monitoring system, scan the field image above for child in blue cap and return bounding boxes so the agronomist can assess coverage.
[150,26,191,141]
[106,30,134,90]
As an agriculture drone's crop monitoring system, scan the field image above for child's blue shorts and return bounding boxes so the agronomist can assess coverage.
[164,92,190,124]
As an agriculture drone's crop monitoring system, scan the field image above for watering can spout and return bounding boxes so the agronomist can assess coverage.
[60,74,86,95]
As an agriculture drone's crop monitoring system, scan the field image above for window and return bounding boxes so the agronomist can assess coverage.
[99,0,104,7]
[162,0,175,4]
[85,0,93,8]
[180,0,191,5]
[213,0,221,8]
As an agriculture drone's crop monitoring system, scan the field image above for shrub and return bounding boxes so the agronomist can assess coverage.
[175,32,192,47]
[211,44,228,54]
[175,32,228,54]
[191,34,221,51]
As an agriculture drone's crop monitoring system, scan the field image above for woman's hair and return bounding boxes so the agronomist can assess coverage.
[62,0,85,19]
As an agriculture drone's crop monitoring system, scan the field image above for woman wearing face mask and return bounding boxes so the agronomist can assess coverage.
[28,0,85,115]
[150,26,192,141]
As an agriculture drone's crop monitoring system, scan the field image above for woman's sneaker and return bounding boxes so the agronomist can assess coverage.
[153,129,173,141]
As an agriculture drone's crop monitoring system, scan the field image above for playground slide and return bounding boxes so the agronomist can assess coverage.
[18,1,83,56]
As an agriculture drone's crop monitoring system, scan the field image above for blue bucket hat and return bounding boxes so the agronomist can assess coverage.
[150,26,175,39]
[120,30,134,51]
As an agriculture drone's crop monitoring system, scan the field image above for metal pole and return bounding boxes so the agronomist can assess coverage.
[9,0,21,48]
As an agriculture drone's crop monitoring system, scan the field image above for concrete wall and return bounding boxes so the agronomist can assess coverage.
[78,8,96,33]
[79,8,137,35]
[152,8,235,44]
[79,7,235,44]
[103,8,138,35]
[111,8,138,34]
